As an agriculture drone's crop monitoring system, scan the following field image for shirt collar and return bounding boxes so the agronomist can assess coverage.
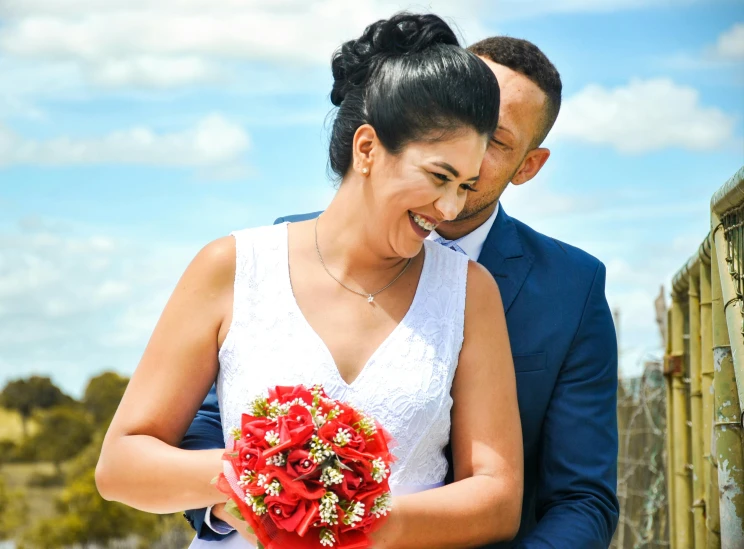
[428,202,500,260]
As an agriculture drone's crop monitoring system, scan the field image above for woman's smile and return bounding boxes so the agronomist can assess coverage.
[408,211,439,238]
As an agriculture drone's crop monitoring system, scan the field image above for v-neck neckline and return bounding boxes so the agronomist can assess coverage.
[281,222,430,388]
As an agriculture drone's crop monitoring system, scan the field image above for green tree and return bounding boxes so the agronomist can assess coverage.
[21,468,160,548]
[0,440,16,464]
[32,406,93,475]
[83,372,130,426]
[0,376,73,439]
[0,475,27,539]
[18,432,182,549]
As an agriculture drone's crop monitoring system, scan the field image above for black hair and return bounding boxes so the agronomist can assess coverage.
[328,13,500,179]
[469,36,562,147]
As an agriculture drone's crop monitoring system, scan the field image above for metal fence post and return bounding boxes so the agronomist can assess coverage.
[700,249,721,549]
[711,212,744,549]
[666,305,678,543]
[672,290,694,548]
[689,266,707,548]
[667,167,744,547]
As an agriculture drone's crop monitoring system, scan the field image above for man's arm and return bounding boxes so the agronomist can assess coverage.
[518,261,619,549]
[180,384,232,541]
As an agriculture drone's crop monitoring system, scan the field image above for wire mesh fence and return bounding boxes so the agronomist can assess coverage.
[721,202,744,338]
[612,361,670,549]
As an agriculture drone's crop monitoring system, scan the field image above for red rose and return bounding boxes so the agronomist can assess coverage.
[265,491,309,532]
[262,406,315,460]
[261,468,326,501]
[286,449,318,479]
[335,528,369,549]
[336,461,373,501]
[355,416,395,457]
[218,385,395,548]
[350,486,390,534]
[346,510,377,534]
[320,399,355,424]
[235,440,262,471]
[269,385,317,405]
[318,420,368,459]
[278,405,315,447]
[241,416,276,449]
[303,478,326,495]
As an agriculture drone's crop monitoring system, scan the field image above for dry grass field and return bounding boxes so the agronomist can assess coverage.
[0,407,59,535]
[0,462,62,521]
[0,408,24,442]
[0,408,38,442]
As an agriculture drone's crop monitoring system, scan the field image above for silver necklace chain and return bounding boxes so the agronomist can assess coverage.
[314,216,413,304]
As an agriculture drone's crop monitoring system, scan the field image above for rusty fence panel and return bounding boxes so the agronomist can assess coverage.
[664,166,744,549]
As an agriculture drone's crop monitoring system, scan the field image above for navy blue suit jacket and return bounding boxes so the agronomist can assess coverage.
[181,207,619,547]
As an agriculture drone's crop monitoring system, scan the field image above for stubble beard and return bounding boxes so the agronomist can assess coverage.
[455,197,496,222]
[456,161,523,222]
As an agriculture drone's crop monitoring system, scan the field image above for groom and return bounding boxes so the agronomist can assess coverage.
[181,37,619,548]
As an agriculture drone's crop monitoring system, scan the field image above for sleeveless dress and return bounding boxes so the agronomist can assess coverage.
[189,222,469,548]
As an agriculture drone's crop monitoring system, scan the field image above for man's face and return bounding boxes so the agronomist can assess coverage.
[453,59,548,222]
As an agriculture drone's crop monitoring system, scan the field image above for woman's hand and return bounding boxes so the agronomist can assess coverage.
[212,502,260,545]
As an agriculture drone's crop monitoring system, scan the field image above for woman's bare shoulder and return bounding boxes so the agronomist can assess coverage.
[181,235,236,296]
[465,259,503,316]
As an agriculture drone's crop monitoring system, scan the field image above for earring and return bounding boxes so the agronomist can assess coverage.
[361,167,369,175]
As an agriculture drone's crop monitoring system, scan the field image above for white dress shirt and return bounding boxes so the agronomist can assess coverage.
[428,202,499,260]
[204,504,235,535]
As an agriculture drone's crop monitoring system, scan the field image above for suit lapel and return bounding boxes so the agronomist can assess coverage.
[477,207,534,313]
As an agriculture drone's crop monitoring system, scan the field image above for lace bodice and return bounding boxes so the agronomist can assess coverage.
[216,223,468,487]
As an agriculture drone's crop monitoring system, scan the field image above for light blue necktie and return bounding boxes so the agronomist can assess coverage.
[434,236,467,256]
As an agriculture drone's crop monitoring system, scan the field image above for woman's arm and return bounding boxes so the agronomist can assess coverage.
[373,261,524,549]
[95,236,237,514]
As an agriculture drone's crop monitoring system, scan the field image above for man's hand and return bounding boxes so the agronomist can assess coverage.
[212,502,259,545]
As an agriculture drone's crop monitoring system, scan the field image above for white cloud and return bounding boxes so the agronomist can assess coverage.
[0,218,196,396]
[0,114,250,168]
[552,78,736,153]
[499,168,593,222]
[0,0,716,91]
[656,22,744,72]
[91,56,218,89]
[0,229,127,322]
[715,22,744,60]
[0,57,86,121]
[0,0,693,71]
[489,0,700,19]
[0,0,489,89]
[497,171,714,379]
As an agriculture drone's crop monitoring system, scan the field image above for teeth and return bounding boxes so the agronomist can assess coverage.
[410,212,436,232]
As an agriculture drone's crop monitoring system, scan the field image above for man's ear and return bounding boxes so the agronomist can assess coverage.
[512,148,550,186]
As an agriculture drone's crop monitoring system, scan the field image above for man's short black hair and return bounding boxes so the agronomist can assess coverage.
[469,36,562,148]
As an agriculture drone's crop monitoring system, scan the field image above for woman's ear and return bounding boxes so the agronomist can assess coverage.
[352,124,378,176]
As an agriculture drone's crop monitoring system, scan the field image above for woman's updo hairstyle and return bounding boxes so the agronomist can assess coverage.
[329,12,500,179]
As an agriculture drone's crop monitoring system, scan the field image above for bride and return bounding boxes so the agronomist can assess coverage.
[96,13,523,549]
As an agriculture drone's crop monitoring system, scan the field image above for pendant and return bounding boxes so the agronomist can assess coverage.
[367,295,375,304]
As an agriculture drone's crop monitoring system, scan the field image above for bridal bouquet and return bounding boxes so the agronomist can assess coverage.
[216,384,395,549]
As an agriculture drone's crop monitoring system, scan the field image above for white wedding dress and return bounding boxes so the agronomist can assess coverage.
[189,222,469,548]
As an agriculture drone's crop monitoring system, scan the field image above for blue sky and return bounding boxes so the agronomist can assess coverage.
[0,0,742,397]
